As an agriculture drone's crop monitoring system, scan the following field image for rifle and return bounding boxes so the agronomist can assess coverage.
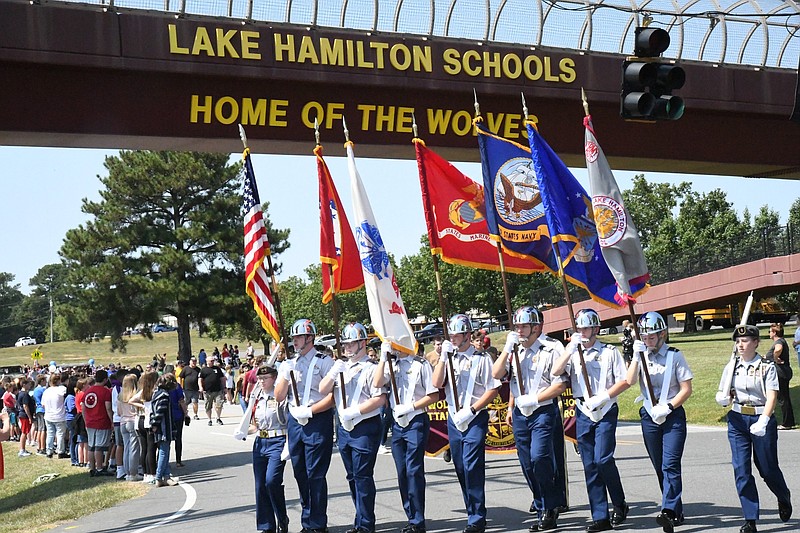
[721,291,755,403]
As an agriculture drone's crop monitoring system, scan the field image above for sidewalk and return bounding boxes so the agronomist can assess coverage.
[54,402,800,532]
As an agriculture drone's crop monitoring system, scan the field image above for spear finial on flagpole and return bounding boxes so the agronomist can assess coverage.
[521,92,529,119]
[238,124,248,150]
[343,116,351,142]
[473,88,481,118]
[412,112,418,138]
[581,87,590,117]
[314,117,320,146]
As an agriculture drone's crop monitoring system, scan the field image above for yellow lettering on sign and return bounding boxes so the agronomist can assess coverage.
[357,42,373,68]
[168,24,189,55]
[190,95,288,127]
[241,31,261,59]
[442,49,461,75]
[559,58,576,83]
[320,38,344,66]
[371,42,388,69]
[483,51,501,78]
[298,35,319,64]
[192,27,215,56]
[274,34,295,62]
[543,57,559,82]
[215,28,239,58]
[462,50,481,76]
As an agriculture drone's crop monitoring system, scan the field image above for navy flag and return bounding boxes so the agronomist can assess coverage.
[475,120,555,271]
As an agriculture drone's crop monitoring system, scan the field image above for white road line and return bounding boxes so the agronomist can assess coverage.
[131,480,197,533]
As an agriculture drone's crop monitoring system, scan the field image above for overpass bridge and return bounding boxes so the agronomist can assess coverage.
[1,0,799,178]
[542,251,800,336]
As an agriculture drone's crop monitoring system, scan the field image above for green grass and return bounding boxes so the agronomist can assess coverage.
[488,325,800,426]
[0,331,251,369]
[0,446,148,533]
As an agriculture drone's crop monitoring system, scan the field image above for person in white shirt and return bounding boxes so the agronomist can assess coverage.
[41,373,67,458]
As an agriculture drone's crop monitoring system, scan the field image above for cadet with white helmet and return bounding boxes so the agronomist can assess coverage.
[625,312,693,533]
[432,314,501,533]
[319,322,387,533]
[715,324,792,533]
[373,332,439,533]
[553,308,630,533]
[492,306,567,531]
[274,319,335,533]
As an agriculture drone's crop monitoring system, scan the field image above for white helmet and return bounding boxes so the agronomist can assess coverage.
[448,314,472,334]
[638,312,667,334]
[341,322,368,343]
[514,306,542,325]
[290,319,317,337]
[575,309,601,328]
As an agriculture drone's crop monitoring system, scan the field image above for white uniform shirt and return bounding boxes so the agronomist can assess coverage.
[334,358,386,422]
[442,345,501,413]
[641,344,693,401]
[506,336,567,399]
[278,348,334,406]
[564,340,626,400]
[383,355,438,419]
[252,389,287,432]
[718,354,779,406]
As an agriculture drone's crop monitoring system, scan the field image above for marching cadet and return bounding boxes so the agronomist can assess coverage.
[373,336,439,533]
[236,363,290,533]
[432,314,501,533]
[625,312,693,533]
[319,323,387,533]
[552,308,630,533]
[715,324,792,533]
[492,306,567,532]
[274,319,335,533]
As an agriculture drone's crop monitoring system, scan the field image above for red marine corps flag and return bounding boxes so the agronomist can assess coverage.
[316,144,364,304]
[414,139,542,274]
[241,141,281,343]
[583,114,650,303]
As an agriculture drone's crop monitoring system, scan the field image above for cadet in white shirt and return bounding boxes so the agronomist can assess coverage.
[432,314,501,533]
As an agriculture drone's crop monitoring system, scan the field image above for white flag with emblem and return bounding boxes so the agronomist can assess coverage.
[584,115,650,303]
[346,141,418,355]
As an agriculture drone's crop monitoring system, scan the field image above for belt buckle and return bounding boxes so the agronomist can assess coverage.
[741,405,756,416]
[259,429,268,438]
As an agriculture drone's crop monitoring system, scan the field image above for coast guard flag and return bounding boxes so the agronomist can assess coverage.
[346,141,418,355]
[584,116,650,303]
[242,148,281,343]
[524,121,623,309]
[475,121,556,271]
[316,144,364,304]
[414,139,542,274]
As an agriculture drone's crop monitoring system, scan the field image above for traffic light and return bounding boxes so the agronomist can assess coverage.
[621,27,685,121]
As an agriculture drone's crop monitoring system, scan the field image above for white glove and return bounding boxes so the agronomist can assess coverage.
[380,341,392,363]
[515,393,539,409]
[289,405,313,425]
[633,340,647,356]
[327,360,346,380]
[503,332,520,354]
[340,405,361,421]
[233,430,247,441]
[393,403,415,418]
[749,414,769,437]
[441,340,455,356]
[451,407,476,428]
[584,390,610,411]
[715,391,731,407]
[568,332,583,353]
[650,403,671,420]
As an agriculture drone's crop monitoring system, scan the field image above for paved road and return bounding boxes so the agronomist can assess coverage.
[55,402,800,533]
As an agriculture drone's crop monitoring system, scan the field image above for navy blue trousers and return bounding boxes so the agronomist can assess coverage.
[447,410,489,528]
[338,415,381,531]
[253,436,288,531]
[575,404,626,522]
[727,410,790,520]
[287,408,334,530]
[391,412,430,527]
[640,406,687,517]
[512,402,560,514]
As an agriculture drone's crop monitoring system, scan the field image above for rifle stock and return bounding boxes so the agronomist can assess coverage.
[289,370,301,408]
[722,291,755,401]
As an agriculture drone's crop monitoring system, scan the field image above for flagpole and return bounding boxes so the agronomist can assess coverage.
[315,119,348,409]
[414,114,461,411]
[496,242,524,395]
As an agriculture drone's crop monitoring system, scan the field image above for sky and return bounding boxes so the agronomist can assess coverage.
[1,144,798,295]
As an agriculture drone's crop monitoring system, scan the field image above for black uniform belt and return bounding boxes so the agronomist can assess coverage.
[258,429,287,438]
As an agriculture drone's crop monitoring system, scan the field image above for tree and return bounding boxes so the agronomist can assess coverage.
[0,273,24,346]
[60,150,289,359]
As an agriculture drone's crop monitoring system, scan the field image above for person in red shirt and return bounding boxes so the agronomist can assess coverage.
[81,370,114,477]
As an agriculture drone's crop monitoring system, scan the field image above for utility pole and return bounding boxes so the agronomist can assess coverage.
[49,295,54,344]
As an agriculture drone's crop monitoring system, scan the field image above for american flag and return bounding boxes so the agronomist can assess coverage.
[242,148,281,343]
